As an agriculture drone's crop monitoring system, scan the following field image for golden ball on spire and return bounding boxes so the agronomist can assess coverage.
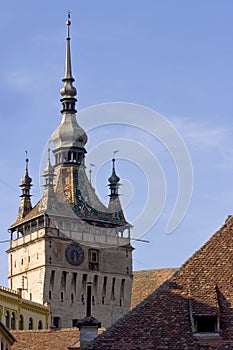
[66,20,71,26]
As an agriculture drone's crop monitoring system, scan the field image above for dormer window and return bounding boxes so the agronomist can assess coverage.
[193,315,219,334]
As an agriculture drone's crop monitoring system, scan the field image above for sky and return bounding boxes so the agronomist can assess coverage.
[0,0,233,287]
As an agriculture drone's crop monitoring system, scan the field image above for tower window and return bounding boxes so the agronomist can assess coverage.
[49,290,52,300]
[71,273,77,293]
[102,276,107,300]
[61,271,67,290]
[120,279,125,299]
[111,277,116,301]
[82,274,87,288]
[21,259,23,265]
[49,257,52,264]
[50,270,55,289]
[93,275,98,291]
[89,249,99,271]
[61,292,64,302]
[71,293,74,303]
[38,320,43,330]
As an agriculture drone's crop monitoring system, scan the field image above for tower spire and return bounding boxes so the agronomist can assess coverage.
[16,153,33,221]
[43,147,55,189]
[108,158,120,198]
[60,11,77,113]
[51,13,88,166]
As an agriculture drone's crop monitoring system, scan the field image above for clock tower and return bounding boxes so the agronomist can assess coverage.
[7,16,133,329]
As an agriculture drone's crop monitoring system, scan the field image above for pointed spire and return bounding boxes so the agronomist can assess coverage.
[60,11,77,112]
[51,13,88,166]
[108,158,127,223]
[20,151,32,194]
[43,147,55,189]
[16,152,33,221]
[108,158,120,198]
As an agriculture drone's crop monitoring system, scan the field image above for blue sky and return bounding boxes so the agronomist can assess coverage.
[0,1,233,286]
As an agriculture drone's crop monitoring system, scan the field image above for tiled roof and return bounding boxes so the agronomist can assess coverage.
[87,216,233,349]
[131,268,177,309]
[11,328,105,350]
[11,328,80,350]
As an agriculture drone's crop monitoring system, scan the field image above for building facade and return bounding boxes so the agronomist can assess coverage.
[7,17,133,329]
[0,286,49,331]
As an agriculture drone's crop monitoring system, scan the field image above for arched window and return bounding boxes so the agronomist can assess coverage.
[19,315,24,330]
[38,320,43,330]
[5,311,9,328]
[11,312,16,330]
[29,317,33,330]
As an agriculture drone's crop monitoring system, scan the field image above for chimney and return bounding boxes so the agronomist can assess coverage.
[77,282,101,350]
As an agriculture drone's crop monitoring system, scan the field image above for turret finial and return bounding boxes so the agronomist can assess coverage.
[25,150,29,172]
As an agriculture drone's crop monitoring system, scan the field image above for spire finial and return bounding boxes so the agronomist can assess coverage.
[25,150,29,172]
[66,10,71,39]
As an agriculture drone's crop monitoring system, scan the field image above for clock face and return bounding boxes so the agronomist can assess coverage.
[65,243,84,266]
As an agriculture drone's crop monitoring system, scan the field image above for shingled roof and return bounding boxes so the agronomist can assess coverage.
[87,216,233,349]
[131,268,177,309]
[11,327,105,350]
[11,328,81,350]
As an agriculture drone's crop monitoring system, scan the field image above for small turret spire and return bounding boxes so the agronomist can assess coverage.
[60,11,77,113]
[16,152,33,221]
[107,157,127,222]
[108,158,120,198]
[21,151,32,191]
[43,147,55,189]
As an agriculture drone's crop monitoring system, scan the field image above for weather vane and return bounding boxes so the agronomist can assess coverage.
[113,150,119,159]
